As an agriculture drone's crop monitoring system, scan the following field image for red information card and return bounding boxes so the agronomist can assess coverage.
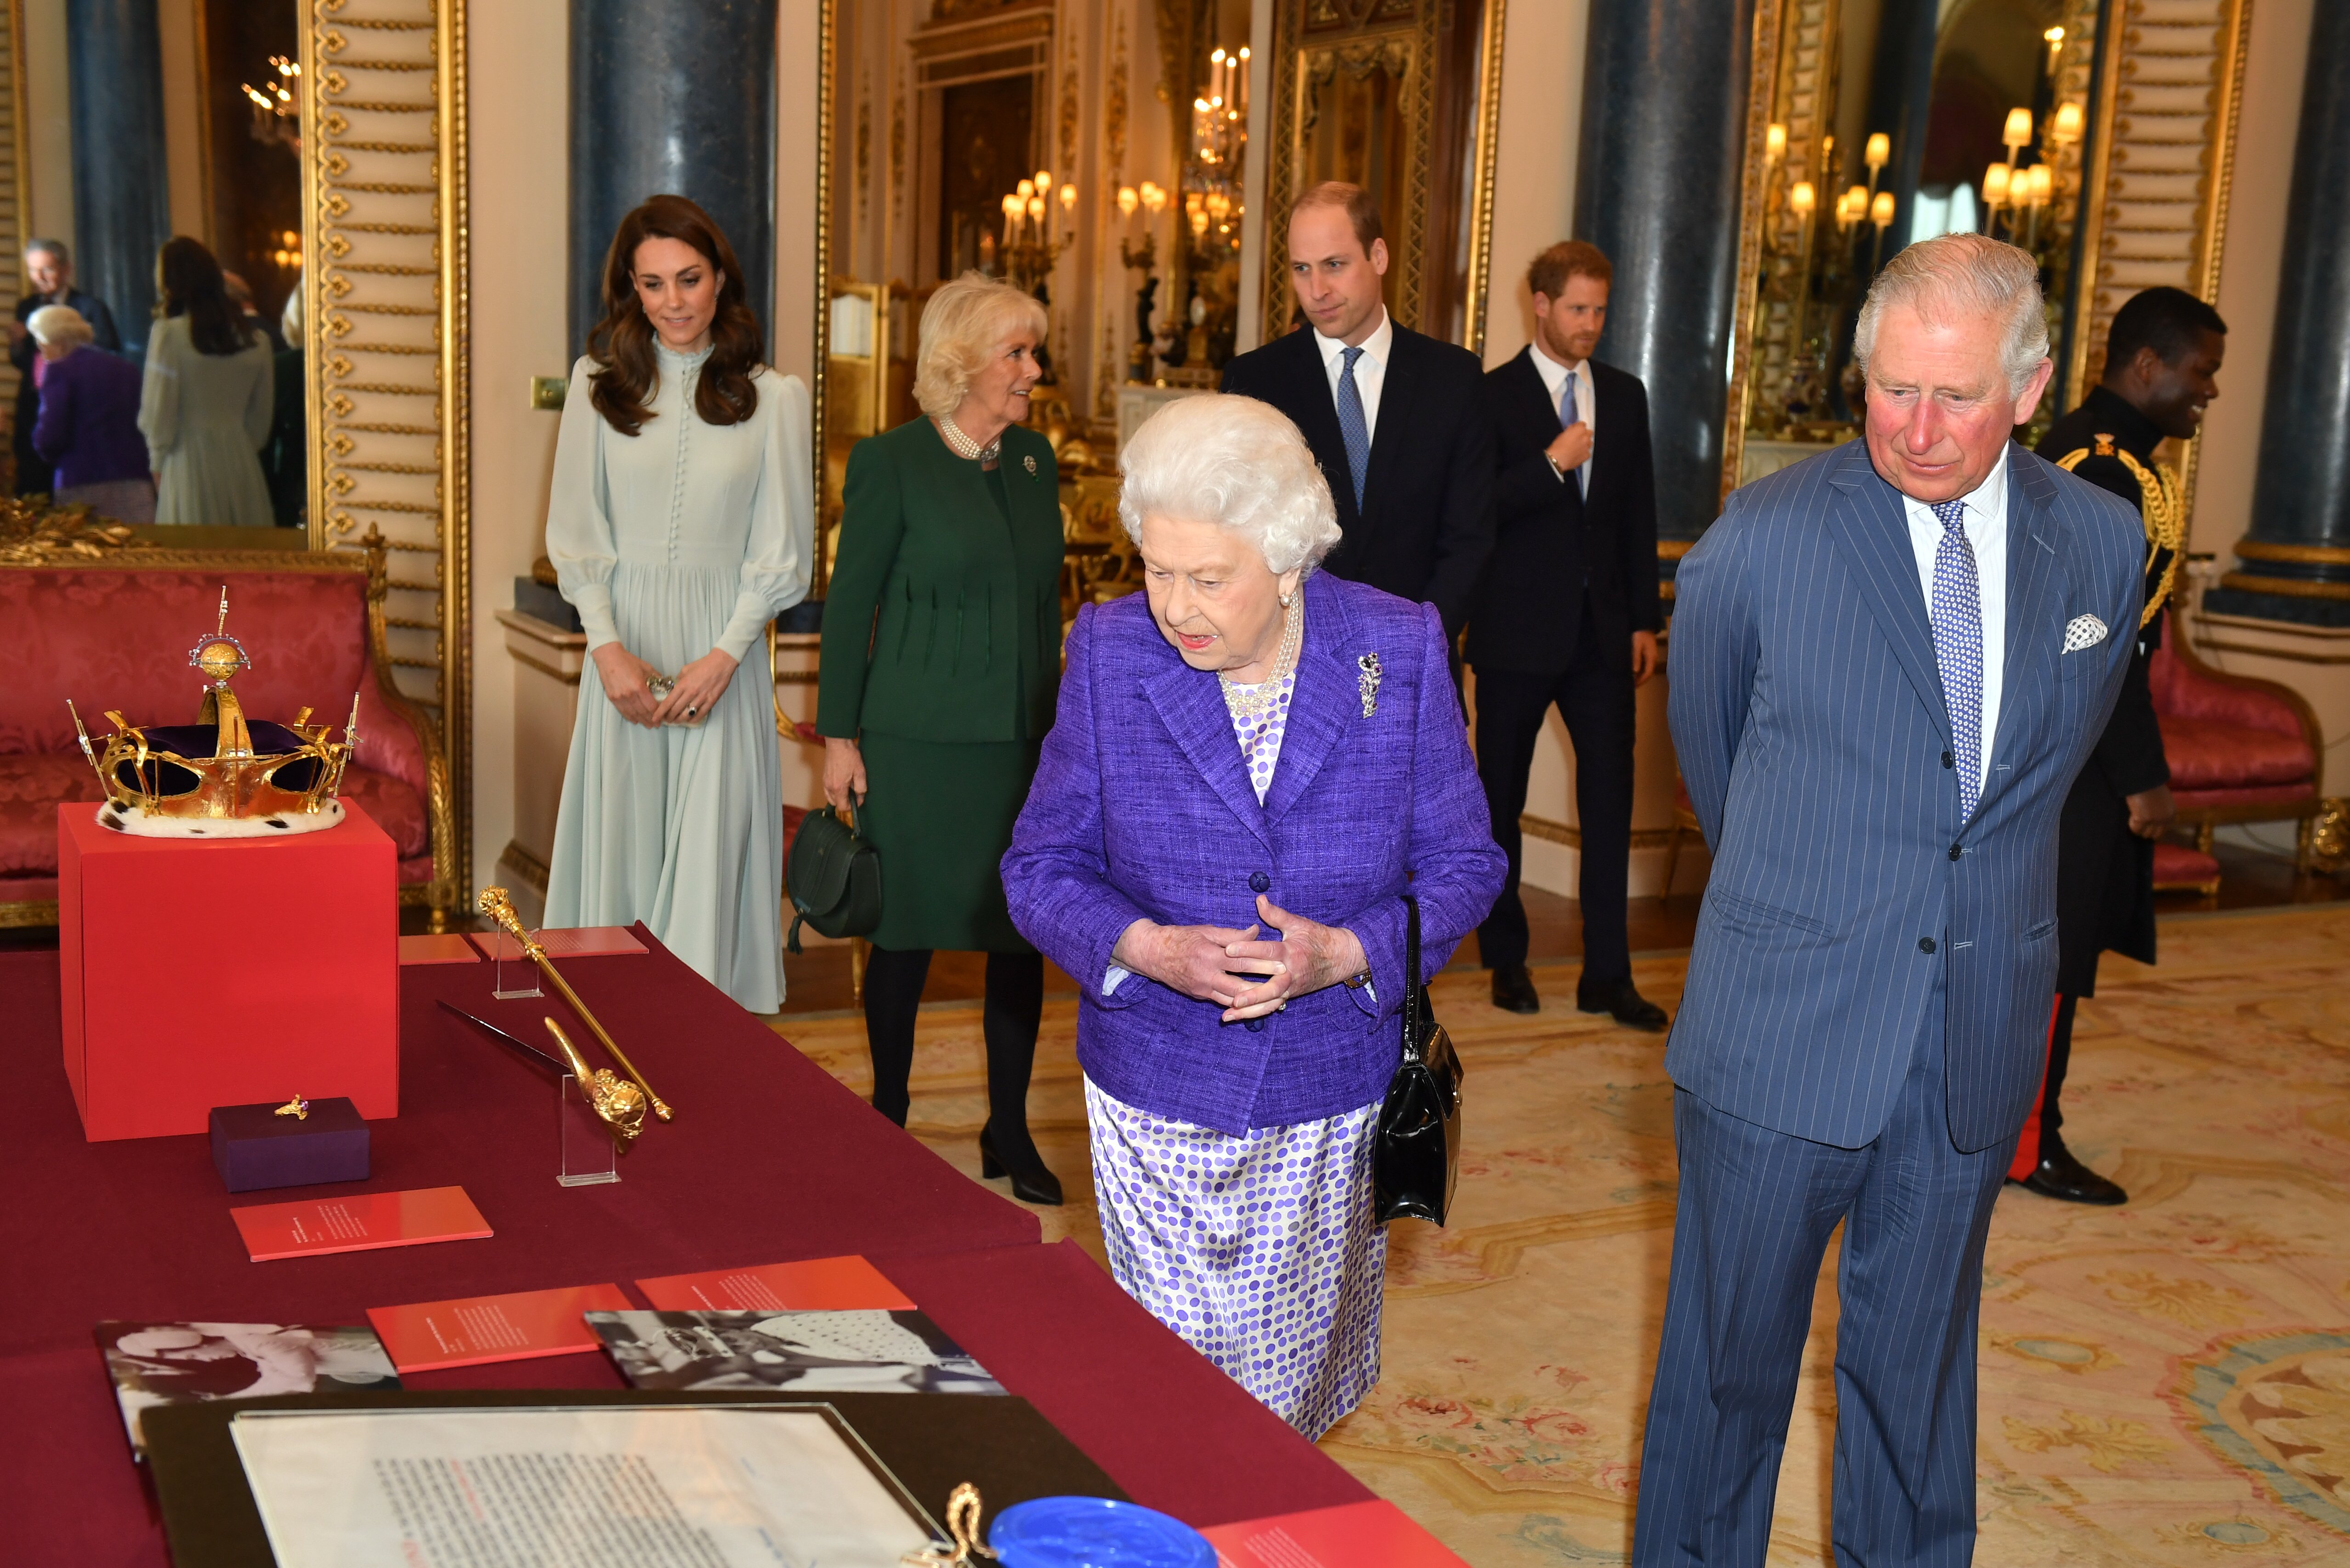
[634,1254,917,1312]
[229,1186,492,1262]
[1201,1501,1468,1567]
[367,1282,633,1373]
[468,925,648,960]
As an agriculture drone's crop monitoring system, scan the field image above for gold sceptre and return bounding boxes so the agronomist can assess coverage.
[544,1017,647,1144]
[476,886,675,1121]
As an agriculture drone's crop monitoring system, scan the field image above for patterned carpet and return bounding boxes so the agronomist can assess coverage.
[772,904,2350,1565]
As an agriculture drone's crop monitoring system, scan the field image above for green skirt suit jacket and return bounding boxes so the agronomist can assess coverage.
[816,416,1064,952]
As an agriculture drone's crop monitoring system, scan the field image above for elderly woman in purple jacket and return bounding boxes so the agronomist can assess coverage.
[1002,393,1504,1436]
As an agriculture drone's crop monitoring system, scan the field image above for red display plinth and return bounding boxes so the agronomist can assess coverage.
[58,800,398,1141]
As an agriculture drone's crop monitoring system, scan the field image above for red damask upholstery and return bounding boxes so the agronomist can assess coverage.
[2151,840,2221,896]
[0,559,444,915]
[2146,609,2323,869]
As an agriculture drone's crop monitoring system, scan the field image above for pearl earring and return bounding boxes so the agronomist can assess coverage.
[1280,592,1293,607]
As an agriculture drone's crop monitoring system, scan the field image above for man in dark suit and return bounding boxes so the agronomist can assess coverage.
[1467,241,1665,1027]
[1638,235,2139,1566]
[2015,286,2225,1206]
[10,239,122,495]
[1219,181,1493,639]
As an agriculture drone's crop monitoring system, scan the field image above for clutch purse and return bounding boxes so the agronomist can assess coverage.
[784,801,881,954]
[1372,895,1464,1225]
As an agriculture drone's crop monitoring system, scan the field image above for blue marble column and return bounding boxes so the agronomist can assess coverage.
[67,0,172,340]
[570,0,776,358]
[2205,3,2350,627]
[1574,0,1757,544]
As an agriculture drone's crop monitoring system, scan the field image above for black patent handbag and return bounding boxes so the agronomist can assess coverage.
[784,800,881,954]
[1372,895,1464,1225]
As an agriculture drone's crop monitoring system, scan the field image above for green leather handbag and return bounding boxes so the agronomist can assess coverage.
[784,802,881,953]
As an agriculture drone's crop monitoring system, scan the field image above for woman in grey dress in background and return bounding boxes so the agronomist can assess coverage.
[139,238,273,526]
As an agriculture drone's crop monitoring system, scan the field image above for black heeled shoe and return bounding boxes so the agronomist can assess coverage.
[979,1125,1064,1206]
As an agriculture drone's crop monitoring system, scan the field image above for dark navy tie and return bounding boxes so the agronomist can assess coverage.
[1929,497,1985,822]
[1336,345,1369,510]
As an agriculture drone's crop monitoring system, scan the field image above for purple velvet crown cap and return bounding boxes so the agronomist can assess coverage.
[208,1098,370,1193]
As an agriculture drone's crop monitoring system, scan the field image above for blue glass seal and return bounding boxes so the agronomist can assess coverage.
[988,1495,1217,1568]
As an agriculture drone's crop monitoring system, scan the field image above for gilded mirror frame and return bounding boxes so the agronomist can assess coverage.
[297,0,472,897]
[1719,0,2251,521]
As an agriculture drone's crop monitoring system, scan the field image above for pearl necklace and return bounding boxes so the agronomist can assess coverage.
[1218,597,1303,722]
[935,414,1002,465]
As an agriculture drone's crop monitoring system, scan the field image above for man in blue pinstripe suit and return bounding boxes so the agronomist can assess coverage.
[1634,234,2142,1566]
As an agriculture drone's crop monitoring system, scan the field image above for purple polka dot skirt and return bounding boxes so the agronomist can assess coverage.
[1083,1076,1386,1439]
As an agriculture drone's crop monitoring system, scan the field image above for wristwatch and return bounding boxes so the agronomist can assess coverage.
[1343,966,1373,989]
[1544,453,1567,483]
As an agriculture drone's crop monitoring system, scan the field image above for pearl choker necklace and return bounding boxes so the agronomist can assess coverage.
[936,415,1002,464]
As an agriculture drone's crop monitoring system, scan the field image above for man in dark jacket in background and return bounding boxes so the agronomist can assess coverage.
[10,239,121,495]
[2020,285,2226,1204]
[1467,240,1665,1028]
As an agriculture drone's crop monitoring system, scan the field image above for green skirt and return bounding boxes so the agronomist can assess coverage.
[858,729,1043,953]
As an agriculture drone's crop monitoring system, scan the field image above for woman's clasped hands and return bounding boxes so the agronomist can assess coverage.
[1113,893,1370,1023]
[590,643,738,729]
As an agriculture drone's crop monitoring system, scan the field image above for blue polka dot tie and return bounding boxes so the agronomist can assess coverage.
[1930,497,1985,823]
[1336,345,1370,511]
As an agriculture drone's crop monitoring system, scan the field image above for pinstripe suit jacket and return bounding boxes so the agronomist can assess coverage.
[1666,440,2143,1152]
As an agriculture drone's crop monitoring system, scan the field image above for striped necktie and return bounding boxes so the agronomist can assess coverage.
[1929,497,1985,822]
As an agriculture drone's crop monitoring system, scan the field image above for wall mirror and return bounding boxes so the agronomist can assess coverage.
[1723,0,2251,510]
[813,0,1506,592]
[4,0,470,885]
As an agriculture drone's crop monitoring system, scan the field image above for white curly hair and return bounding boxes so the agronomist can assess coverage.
[1117,393,1343,577]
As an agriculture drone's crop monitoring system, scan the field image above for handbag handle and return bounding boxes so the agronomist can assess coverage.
[1401,894,1426,1067]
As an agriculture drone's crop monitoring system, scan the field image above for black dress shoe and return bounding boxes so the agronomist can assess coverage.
[979,1125,1064,1206]
[1489,964,1540,1014]
[1577,978,1669,1032]
[2012,1138,2127,1205]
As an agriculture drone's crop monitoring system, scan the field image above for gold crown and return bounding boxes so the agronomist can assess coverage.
[68,587,359,839]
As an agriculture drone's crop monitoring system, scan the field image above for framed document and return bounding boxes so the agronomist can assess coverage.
[229,1403,938,1567]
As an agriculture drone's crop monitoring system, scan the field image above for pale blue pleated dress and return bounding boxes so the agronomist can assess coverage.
[543,344,814,1011]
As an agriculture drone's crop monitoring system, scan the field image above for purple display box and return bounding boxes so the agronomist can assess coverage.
[207,1098,370,1193]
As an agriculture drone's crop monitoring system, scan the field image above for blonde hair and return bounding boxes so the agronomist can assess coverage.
[1118,394,1343,577]
[26,304,91,350]
[1853,233,2048,397]
[912,272,1049,419]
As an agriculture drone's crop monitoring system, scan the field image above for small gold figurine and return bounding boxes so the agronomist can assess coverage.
[274,1094,309,1121]
[476,887,674,1121]
[544,1018,648,1144]
[901,1483,998,1566]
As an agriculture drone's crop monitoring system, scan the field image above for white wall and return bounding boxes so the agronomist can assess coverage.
[464,0,571,893]
[2188,0,2314,555]
[1479,0,1587,370]
[775,0,822,392]
[155,0,205,241]
[21,0,72,246]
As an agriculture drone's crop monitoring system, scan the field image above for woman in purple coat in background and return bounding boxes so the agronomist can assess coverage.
[28,304,152,521]
[1001,393,1505,1436]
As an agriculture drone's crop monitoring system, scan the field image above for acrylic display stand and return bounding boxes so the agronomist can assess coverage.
[487,929,543,1001]
[557,1075,619,1187]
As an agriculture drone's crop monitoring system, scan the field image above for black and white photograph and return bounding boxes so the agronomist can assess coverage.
[95,1322,401,1457]
[585,1309,1006,1396]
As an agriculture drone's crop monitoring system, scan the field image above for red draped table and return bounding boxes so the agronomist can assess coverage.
[0,928,1369,1564]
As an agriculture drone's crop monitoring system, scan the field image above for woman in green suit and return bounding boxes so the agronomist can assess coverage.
[817,273,1066,1205]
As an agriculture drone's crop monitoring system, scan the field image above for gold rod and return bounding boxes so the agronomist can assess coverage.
[529,956,674,1121]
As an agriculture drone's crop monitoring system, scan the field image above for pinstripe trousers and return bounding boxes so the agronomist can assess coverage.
[1632,985,2014,1567]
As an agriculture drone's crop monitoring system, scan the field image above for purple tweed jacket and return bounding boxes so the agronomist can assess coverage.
[1002,570,1505,1134]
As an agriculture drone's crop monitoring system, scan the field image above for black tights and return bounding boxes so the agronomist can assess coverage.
[862,946,1045,1161]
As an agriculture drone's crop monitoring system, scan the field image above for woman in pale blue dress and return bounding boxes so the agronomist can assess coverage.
[139,237,273,526]
[544,196,813,1010]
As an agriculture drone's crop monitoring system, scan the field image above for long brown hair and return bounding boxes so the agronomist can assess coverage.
[586,196,762,437]
[155,236,254,357]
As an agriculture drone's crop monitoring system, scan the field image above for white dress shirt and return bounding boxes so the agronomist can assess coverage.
[1312,306,1393,443]
[1899,453,2009,796]
[1527,338,1596,497]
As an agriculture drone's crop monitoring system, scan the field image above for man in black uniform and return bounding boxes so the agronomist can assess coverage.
[2019,286,2225,1204]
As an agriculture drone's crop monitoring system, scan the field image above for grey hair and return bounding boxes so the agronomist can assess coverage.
[26,304,90,349]
[23,237,68,265]
[911,271,1049,419]
[1118,393,1343,577]
[1853,233,2049,397]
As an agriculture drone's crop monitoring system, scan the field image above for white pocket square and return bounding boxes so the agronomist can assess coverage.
[2062,614,2108,653]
